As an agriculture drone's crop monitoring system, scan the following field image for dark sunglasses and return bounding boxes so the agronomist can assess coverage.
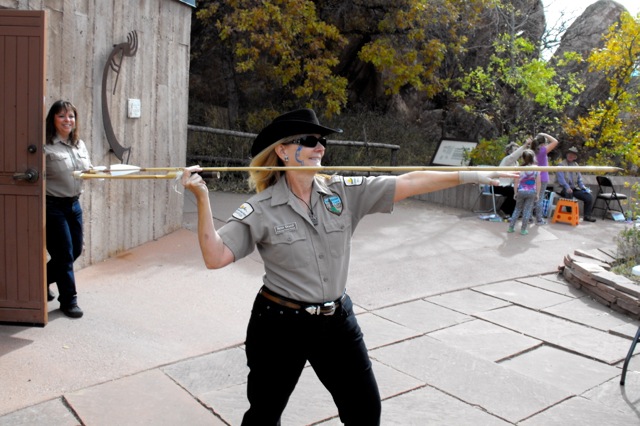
[285,135,327,148]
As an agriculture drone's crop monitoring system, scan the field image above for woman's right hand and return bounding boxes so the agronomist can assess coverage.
[181,165,208,197]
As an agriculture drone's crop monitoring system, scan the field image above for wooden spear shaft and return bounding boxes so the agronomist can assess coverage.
[73,164,623,179]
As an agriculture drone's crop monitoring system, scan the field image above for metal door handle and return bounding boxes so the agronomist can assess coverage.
[13,168,39,183]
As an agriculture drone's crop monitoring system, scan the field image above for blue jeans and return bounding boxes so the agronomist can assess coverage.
[46,197,83,307]
[241,292,381,425]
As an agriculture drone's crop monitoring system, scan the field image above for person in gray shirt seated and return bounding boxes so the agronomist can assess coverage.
[556,146,596,222]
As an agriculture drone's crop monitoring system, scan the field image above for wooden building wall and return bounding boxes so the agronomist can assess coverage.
[0,0,192,268]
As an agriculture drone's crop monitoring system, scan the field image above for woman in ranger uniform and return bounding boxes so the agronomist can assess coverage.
[181,109,517,425]
[44,100,93,318]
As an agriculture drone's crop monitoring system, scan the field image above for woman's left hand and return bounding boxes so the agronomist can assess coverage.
[460,171,519,186]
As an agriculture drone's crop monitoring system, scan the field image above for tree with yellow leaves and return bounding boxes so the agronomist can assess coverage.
[196,0,348,119]
[358,0,491,98]
[563,12,640,173]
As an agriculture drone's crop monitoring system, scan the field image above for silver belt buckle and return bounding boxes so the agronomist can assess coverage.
[304,301,336,316]
[321,301,336,316]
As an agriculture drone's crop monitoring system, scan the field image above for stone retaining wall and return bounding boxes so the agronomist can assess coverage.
[559,248,640,319]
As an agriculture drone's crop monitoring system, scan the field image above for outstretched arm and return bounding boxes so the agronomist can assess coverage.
[500,139,530,166]
[394,171,518,202]
[182,166,235,269]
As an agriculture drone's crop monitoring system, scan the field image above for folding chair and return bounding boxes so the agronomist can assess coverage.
[620,325,640,385]
[472,184,502,216]
[594,176,627,219]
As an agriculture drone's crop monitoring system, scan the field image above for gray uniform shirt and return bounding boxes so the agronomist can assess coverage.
[219,174,396,303]
[43,136,92,197]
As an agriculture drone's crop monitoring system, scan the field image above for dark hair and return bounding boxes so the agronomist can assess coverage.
[530,134,546,154]
[521,149,536,166]
[45,100,80,146]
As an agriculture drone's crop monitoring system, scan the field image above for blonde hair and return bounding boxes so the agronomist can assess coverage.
[248,135,300,193]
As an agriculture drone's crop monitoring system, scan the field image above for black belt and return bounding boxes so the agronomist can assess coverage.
[46,195,79,203]
[259,286,346,316]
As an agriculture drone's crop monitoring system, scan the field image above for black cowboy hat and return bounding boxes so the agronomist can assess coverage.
[250,108,342,157]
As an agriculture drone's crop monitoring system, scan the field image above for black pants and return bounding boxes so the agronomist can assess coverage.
[560,188,594,218]
[241,292,381,425]
[46,196,83,307]
[493,185,515,216]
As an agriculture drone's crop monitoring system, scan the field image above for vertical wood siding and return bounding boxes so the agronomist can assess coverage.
[0,0,192,268]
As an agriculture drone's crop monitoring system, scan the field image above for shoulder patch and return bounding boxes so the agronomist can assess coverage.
[344,176,364,186]
[232,202,254,220]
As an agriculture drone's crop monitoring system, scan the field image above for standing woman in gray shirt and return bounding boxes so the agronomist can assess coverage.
[43,100,92,318]
[182,108,517,425]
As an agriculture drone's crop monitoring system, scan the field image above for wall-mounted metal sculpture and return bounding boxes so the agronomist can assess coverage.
[101,30,138,163]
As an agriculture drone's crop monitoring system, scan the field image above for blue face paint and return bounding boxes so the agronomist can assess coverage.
[294,145,304,165]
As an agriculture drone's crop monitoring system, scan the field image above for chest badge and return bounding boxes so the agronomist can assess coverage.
[323,194,343,215]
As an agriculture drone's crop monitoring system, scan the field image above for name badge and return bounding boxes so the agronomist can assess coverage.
[275,222,297,235]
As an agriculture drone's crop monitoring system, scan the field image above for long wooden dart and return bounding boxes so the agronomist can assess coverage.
[73,164,623,179]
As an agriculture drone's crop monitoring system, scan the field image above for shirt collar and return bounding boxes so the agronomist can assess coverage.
[53,134,72,146]
[271,174,332,207]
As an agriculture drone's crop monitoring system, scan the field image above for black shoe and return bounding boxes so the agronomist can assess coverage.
[61,305,84,318]
[47,287,55,302]
[584,216,596,222]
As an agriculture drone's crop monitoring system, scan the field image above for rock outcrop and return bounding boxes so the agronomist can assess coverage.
[552,0,628,118]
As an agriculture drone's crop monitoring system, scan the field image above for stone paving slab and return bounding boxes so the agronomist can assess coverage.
[566,253,612,269]
[476,305,635,364]
[372,299,472,333]
[0,399,78,426]
[542,297,635,332]
[196,381,249,426]
[65,369,221,425]
[519,395,640,425]
[163,347,248,396]
[426,289,512,314]
[428,318,542,362]
[610,322,640,340]
[354,312,422,349]
[371,335,572,423]
[575,248,617,264]
[499,345,620,395]
[516,275,583,298]
[474,280,575,310]
[380,385,512,426]
[582,373,640,416]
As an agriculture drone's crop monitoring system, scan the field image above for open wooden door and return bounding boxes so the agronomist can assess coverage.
[0,10,47,325]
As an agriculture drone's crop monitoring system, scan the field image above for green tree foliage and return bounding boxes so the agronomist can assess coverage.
[358,0,491,97]
[455,34,582,136]
[467,136,511,166]
[196,0,348,118]
[563,12,640,173]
